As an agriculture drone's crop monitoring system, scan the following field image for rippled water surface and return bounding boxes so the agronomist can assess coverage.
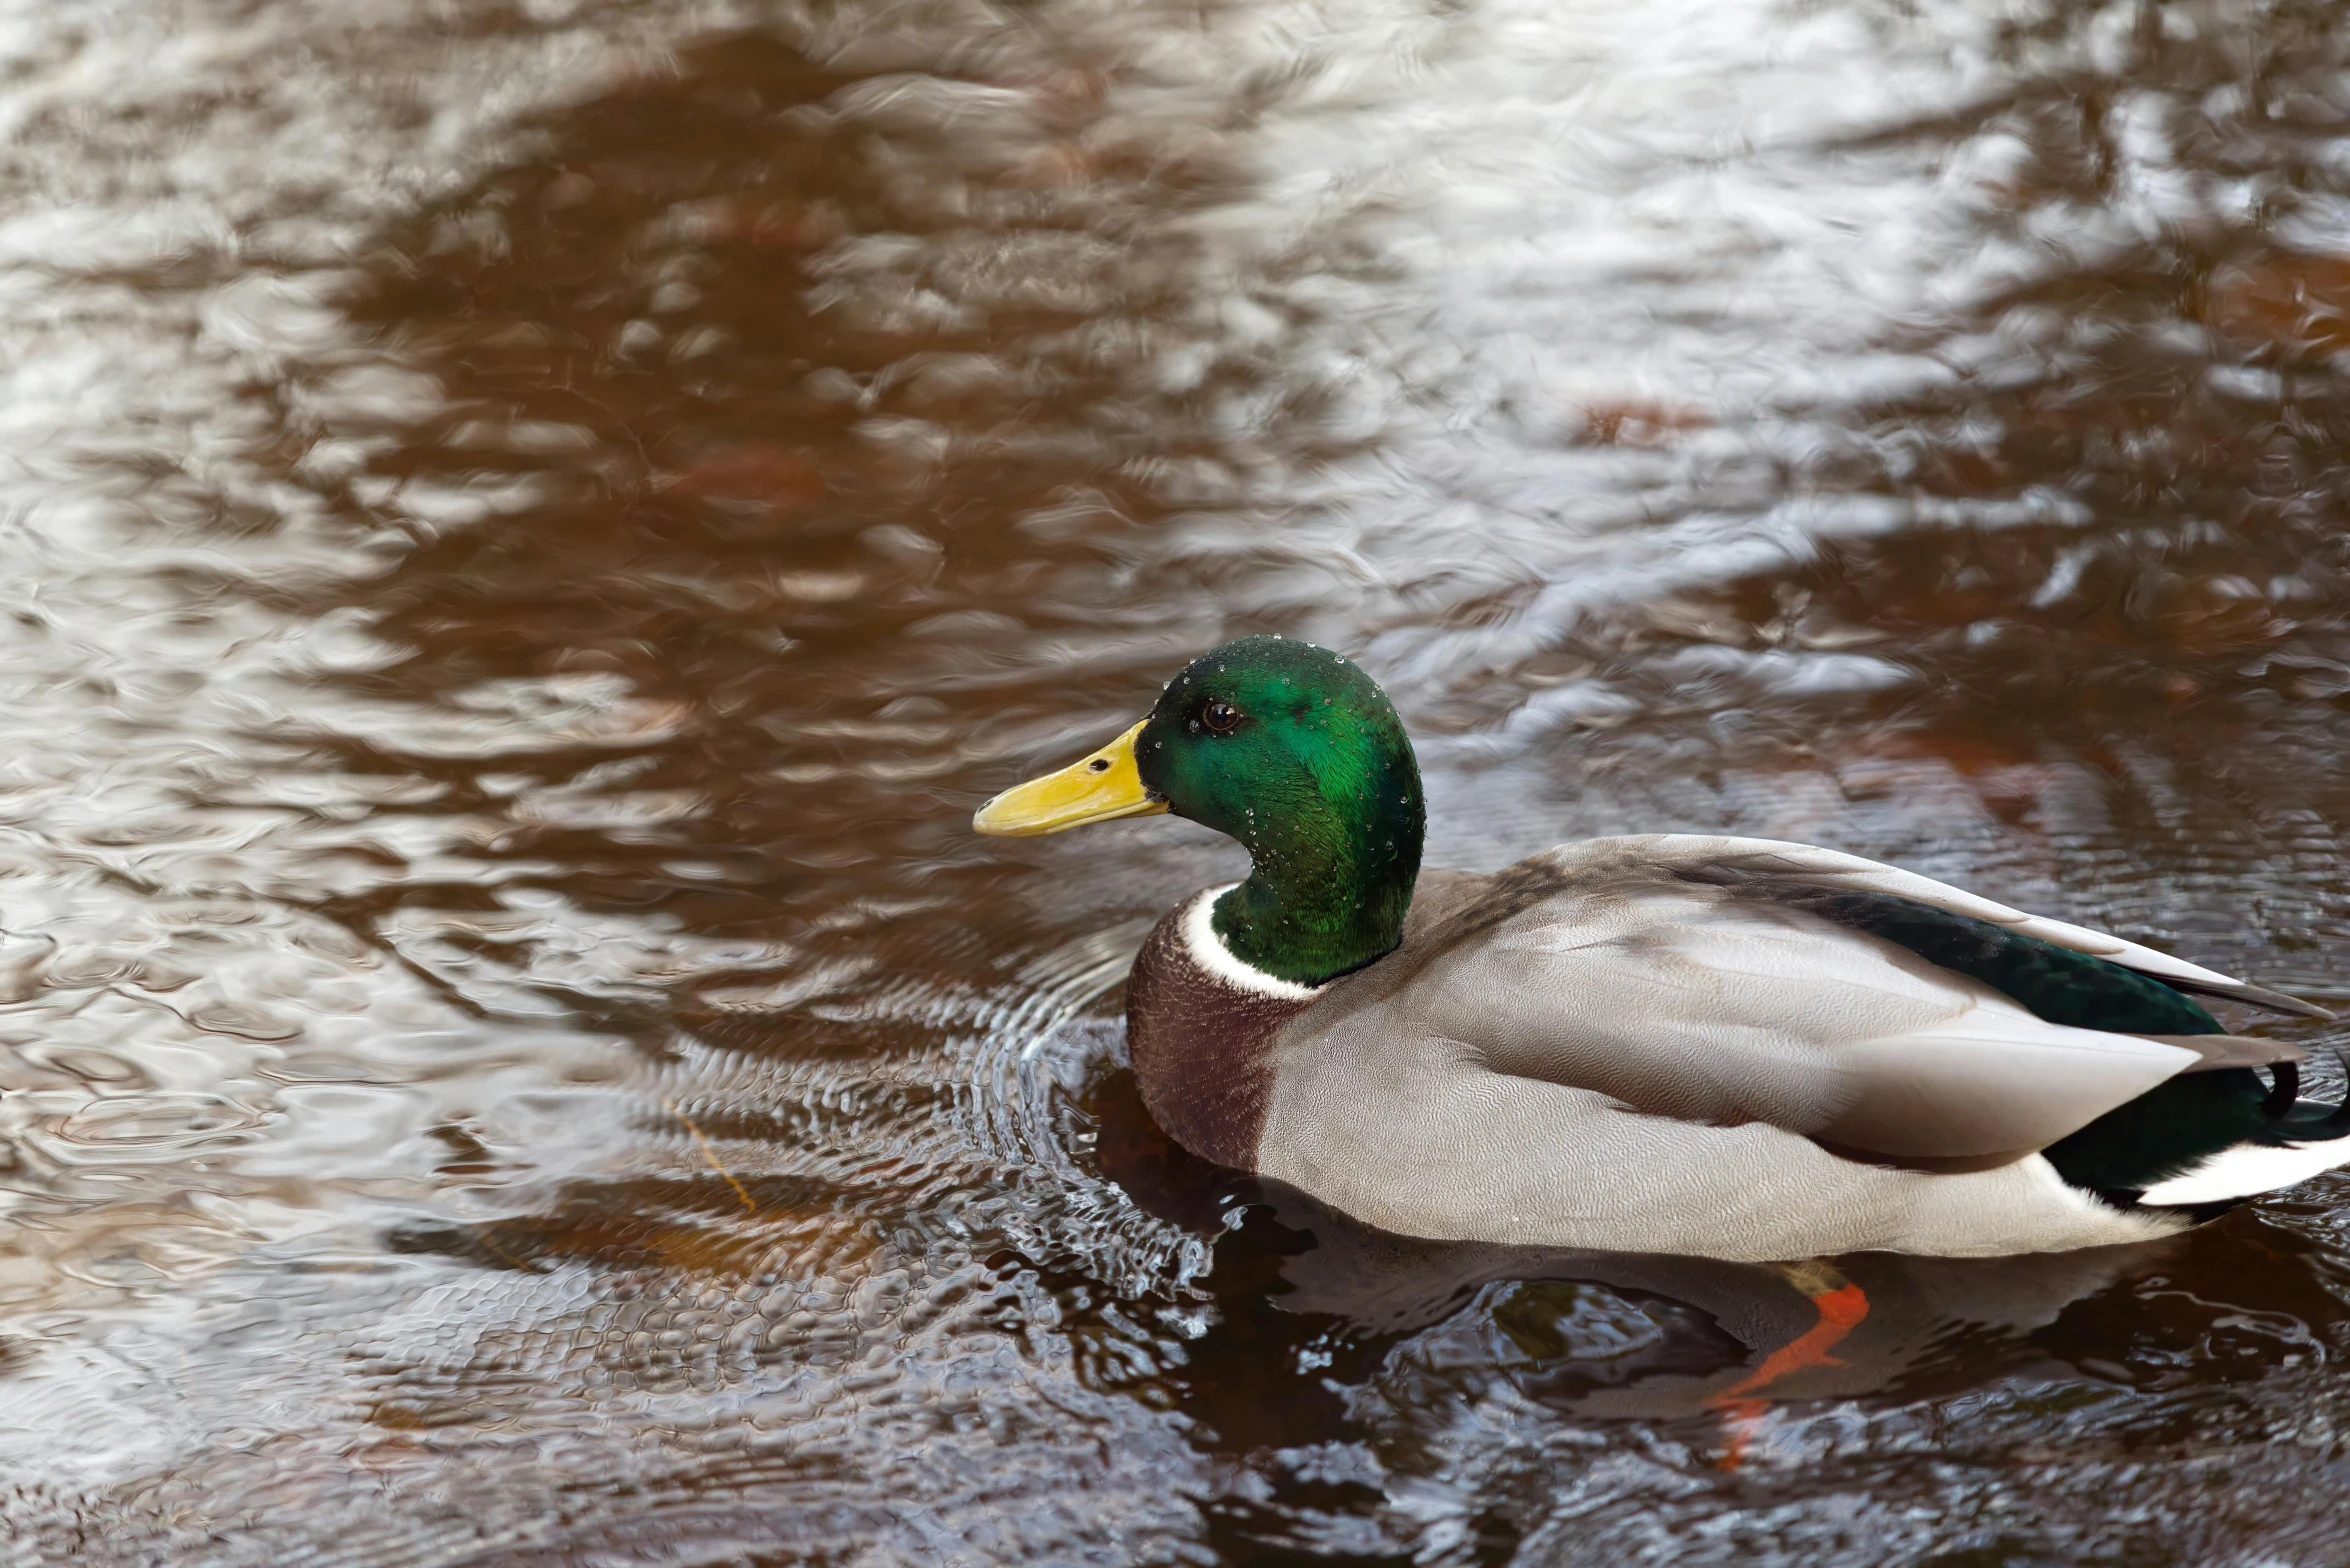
[3,0,2350,1561]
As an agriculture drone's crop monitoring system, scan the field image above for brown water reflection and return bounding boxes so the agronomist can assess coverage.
[4,0,2350,1562]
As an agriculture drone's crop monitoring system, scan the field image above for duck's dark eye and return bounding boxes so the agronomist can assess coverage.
[1200,698,1243,735]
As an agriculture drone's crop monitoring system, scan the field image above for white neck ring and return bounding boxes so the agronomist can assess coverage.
[1180,885,1326,1001]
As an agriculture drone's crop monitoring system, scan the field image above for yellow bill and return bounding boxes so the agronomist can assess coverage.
[973,719,1168,836]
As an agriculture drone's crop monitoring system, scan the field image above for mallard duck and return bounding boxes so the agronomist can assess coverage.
[974,636,2344,1262]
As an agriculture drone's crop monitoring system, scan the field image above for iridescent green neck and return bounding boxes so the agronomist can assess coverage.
[1209,756,1423,986]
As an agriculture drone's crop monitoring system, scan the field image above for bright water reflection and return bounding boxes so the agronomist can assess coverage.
[2,0,2350,1562]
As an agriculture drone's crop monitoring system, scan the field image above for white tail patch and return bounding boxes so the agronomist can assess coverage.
[2139,1137,2350,1206]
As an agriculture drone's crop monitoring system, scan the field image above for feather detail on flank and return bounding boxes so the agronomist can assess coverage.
[1183,885,1326,1002]
[2138,1139,2350,1207]
[1947,1154,2188,1253]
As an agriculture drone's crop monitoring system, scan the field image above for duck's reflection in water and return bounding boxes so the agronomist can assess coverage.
[1094,1065,2203,1466]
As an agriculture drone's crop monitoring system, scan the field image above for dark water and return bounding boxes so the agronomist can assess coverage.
[3,0,2350,1561]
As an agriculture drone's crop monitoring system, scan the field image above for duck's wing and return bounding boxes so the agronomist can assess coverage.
[1369,840,2302,1162]
[1639,834,2332,1022]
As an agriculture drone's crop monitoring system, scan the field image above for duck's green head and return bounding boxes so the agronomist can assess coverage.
[974,636,1425,984]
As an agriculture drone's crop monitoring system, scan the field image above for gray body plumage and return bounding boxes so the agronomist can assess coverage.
[1128,835,2333,1262]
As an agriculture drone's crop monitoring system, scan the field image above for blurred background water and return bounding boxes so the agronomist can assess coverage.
[1,0,2349,1561]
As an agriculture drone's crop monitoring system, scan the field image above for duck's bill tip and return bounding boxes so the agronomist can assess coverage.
[971,719,1169,837]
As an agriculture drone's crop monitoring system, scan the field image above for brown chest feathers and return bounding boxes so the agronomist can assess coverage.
[1123,898,1319,1171]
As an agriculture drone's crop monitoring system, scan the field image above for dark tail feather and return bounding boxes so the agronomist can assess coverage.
[2263,1059,2301,1120]
[2254,1041,2350,1137]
